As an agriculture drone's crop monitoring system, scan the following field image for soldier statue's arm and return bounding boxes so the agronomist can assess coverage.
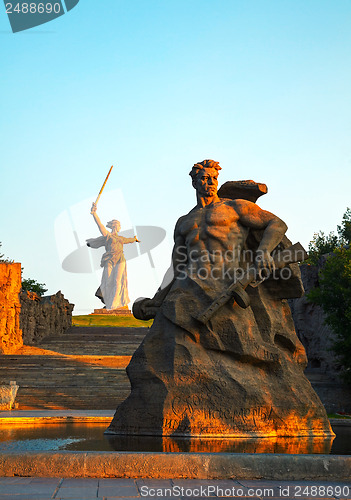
[232,199,288,272]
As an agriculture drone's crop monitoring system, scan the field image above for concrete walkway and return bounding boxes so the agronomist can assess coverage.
[0,477,351,500]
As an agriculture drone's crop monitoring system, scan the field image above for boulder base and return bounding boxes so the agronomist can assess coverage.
[106,277,334,439]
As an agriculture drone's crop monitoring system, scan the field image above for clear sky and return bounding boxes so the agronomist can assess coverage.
[1,0,350,314]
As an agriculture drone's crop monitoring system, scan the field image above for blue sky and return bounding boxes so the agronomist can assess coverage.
[1,0,350,314]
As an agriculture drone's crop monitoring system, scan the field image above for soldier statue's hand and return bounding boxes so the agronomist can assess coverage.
[91,202,97,214]
[133,297,158,320]
[255,249,275,281]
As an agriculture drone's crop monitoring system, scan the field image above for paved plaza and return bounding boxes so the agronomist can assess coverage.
[1,477,351,500]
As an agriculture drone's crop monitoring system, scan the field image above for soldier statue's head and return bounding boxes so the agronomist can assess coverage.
[189,159,221,198]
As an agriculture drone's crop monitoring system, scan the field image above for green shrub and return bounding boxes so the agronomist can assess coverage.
[307,208,351,383]
[308,246,351,382]
[21,278,48,297]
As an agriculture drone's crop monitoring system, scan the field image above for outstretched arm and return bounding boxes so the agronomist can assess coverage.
[121,236,140,244]
[90,202,108,237]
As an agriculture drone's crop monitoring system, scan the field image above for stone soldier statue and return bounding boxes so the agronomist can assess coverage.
[106,160,333,441]
[87,202,140,310]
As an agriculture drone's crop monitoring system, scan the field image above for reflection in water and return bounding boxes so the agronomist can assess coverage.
[0,422,349,454]
[105,434,334,454]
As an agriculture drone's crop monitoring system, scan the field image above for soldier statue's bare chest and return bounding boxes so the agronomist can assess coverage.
[178,201,239,237]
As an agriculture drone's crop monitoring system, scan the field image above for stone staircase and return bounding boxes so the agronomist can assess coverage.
[0,326,147,410]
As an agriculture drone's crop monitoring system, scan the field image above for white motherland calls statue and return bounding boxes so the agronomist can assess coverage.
[86,202,140,310]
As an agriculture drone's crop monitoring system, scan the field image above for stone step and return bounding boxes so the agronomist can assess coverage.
[12,378,131,409]
[22,326,147,356]
[25,344,141,355]
[0,326,146,410]
[16,389,129,396]
[0,368,128,377]
[1,379,129,387]
[16,387,130,410]
[16,393,130,409]
[0,358,130,367]
[18,399,126,410]
[17,385,129,392]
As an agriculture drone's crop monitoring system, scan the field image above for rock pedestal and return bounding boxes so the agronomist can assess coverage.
[91,306,132,316]
[106,275,333,439]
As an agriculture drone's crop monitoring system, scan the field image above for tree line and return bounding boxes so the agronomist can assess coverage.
[306,208,351,383]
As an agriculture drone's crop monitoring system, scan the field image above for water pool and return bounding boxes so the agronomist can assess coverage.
[0,422,348,454]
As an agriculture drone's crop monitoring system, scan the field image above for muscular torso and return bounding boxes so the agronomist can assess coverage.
[175,199,251,281]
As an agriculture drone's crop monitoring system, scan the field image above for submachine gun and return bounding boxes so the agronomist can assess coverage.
[197,242,308,325]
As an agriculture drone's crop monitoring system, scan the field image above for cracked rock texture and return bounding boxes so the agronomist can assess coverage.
[289,263,339,376]
[1,263,74,353]
[0,263,22,354]
[20,290,74,345]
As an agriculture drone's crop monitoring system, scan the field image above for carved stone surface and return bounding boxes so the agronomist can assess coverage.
[20,291,74,345]
[0,263,22,354]
[106,160,333,439]
[218,180,268,203]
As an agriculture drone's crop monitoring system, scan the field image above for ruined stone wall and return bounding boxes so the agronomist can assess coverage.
[20,291,74,345]
[0,263,23,354]
[290,263,351,413]
[289,263,339,375]
[1,264,74,351]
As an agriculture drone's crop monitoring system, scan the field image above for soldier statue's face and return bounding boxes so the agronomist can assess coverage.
[194,168,219,197]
